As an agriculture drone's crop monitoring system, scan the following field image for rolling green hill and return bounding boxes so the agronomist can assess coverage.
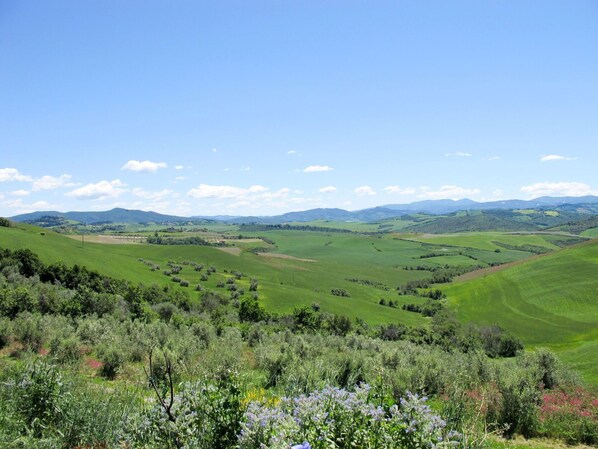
[444,239,598,383]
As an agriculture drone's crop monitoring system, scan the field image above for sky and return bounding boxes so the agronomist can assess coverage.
[1,0,597,217]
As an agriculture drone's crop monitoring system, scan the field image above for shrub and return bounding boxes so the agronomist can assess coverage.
[13,312,46,353]
[331,288,350,297]
[5,360,66,437]
[238,385,460,449]
[126,372,245,449]
[49,335,82,365]
[0,317,10,349]
[97,344,126,380]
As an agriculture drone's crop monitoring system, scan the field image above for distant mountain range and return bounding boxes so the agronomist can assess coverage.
[9,195,598,225]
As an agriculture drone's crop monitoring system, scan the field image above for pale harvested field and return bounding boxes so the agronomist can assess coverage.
[65,234,145,244]
[216,246,242,256]
[257,252,317,263]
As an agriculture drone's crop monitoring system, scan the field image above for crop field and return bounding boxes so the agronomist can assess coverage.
[444,239,598,383]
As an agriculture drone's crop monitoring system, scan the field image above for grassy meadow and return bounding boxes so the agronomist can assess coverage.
[444,238,598,383]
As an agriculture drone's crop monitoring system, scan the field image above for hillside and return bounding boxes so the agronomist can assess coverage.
[444,239,598,383]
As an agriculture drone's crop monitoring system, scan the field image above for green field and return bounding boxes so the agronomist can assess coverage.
[3,223,598,384]
[444,239,598,383]
[0,224,562,327]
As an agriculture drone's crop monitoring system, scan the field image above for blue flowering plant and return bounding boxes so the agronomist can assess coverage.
[238,384,460,449]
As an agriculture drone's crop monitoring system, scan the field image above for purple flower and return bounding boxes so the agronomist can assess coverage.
[291,442,311,449]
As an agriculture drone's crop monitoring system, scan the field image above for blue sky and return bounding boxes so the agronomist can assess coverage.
[1,1,597,216]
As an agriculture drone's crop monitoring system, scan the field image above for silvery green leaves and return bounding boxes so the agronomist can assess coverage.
[238,385,460,449]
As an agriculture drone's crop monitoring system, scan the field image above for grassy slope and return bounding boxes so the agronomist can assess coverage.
[444,239,598,383]
[0,225,430,326]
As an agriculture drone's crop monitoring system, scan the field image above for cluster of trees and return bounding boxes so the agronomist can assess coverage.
[147,233,213,246]
[238,223,354,233]
[345,277,390,291]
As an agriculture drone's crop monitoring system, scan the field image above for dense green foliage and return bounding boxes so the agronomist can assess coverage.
[0,243,596,447]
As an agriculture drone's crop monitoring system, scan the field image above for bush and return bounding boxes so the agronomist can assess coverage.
[238,385,460,449]
[126,372,245,449]
[0,317,10,349]
[331,288,350,297]
[97,344,126,380]
[49,335,82,365]
[13,312,46,353]
[5,360,66,437]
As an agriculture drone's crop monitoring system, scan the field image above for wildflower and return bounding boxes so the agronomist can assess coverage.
[291,442,311,449]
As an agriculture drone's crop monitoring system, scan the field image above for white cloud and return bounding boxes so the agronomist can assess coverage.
[540,154,576,162]
[32,174,74,191]
[493,189,504,198]
[11,190,30,196]
[520,182,596,198]
[212,148,217,153]
[174,176,186,181]
[186,184,294,213]
[121,160,167,173]
[444,152,472,157]
[384,186,417,195]
[174,165,184,170]
[319,186,337,193]
[287,150,298,155]
[241,166,251,171]
[66,179,127,200]
[0,168,32,182]
[488,156,501,161]
[354,186,376,196]
[132,188,174,201]
[418,185,480,200]
[303,165,333,173]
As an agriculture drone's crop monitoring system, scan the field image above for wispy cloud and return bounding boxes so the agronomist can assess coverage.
[319,186,337,193]
[32,174,74,191]
[3,199,56,214]
[121,160,167,173]
[488,156,501,161]
[132,188,174,201]
[384,186,416,195]
[0,168,32,182]
[174,165,184,170]
[540,154,576,162]
[354,185,376,196]
[66,179,127,200]
[287,150,300,155]
[187,184,268,200]
[520,181,595,198]
[303,165,333,173]
[444,152,472,157]
[11,189,30,196]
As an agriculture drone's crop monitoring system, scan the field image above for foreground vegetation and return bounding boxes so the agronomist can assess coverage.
[0,244,597,448]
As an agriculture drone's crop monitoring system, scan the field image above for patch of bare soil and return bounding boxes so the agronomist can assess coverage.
[216,246,242,256]
[257,252,317,262]
[65,234,145,244]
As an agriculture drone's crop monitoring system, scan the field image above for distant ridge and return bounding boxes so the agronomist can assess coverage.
[11,208,191,224]
[9,195,598,224]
